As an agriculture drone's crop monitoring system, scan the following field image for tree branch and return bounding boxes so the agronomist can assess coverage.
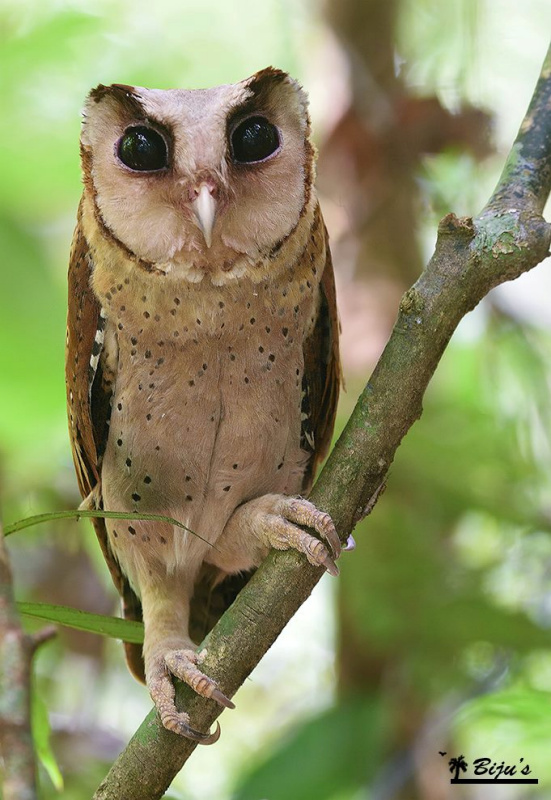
[0,523,56,800]
[94,45,551,800]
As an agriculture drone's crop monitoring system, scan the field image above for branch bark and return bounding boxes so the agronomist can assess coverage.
[0,523,56,800]
[94,45,551,800]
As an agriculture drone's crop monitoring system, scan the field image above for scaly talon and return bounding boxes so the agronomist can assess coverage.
[164,649,234,708]
[241,495,341,576]
[162,711,221,744]
[148,648,233,743]
[284,498,341,559]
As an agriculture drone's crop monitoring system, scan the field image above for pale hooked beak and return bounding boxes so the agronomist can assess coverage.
[191,184,217,248]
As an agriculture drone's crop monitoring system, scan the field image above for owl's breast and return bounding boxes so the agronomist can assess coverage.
[100,291,312,567]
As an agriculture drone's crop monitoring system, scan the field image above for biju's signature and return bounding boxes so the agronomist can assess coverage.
[439,752,538,784]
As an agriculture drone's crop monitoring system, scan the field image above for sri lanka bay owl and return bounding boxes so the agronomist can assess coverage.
[66,67,341,743]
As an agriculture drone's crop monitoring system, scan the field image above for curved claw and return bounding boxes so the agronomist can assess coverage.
[285,499,341,560]
[322,553,339,577]
[211,688,235,709]
[323,526,342,560]
[178,720,221,745]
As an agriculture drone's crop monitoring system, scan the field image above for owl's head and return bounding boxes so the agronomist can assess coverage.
[81,68,315,283]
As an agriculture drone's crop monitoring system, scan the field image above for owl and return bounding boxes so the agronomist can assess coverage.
[66,67,341,743]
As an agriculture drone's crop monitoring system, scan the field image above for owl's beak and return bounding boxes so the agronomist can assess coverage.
[191,184,217,248]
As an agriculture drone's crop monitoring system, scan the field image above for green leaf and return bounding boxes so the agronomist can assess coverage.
[18,602,144,644]
[32,676,64,791]
[4,508,211,545]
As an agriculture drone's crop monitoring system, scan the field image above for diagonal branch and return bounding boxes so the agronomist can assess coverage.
[93,45,551,800]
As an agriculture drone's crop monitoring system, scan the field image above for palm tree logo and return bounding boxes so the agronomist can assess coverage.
[449,755,468,781]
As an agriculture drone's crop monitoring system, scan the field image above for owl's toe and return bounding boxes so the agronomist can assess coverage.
[258,510,339,576]
[165,648,235,709]
[147,651,230,744]
[162,709,221,744]
[281,497,341,559]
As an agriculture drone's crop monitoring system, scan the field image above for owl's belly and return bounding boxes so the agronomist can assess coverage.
[101,331,308,586]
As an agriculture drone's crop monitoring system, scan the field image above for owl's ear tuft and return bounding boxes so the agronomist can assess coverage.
[89,83,113,103]
[248,66,289,86]
[89,83,139,103]
[86,83,145,117]
[245,67,310,134]
[247,67,306,101]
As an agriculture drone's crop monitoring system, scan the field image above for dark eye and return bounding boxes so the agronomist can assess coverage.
[230,116,280,164]
[117,126,168,171]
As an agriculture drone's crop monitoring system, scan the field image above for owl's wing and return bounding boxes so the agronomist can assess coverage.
[66,207,146,682]
[66,220,102,499]
[301,222,342,492]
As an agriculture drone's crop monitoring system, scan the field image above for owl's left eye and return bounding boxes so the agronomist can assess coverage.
[117,126,169,171]
[230,116,281,164]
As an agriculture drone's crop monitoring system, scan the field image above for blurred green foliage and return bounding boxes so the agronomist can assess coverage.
[233,697,386,800]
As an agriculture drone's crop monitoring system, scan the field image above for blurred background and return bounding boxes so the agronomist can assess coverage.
[1,1,551,798]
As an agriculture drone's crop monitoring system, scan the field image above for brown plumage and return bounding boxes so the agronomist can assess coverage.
[66,67,341,743]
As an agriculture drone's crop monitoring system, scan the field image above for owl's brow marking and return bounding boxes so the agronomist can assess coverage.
[92,84,175,157]
[90,83,147,120]
[225,68,287,126]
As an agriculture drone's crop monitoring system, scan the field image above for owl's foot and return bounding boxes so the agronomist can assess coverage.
[248,494,341,575]
[165,648,235,709]
[148,648,234,744]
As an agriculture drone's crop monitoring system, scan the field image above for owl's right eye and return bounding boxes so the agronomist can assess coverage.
[117,126,169,172]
